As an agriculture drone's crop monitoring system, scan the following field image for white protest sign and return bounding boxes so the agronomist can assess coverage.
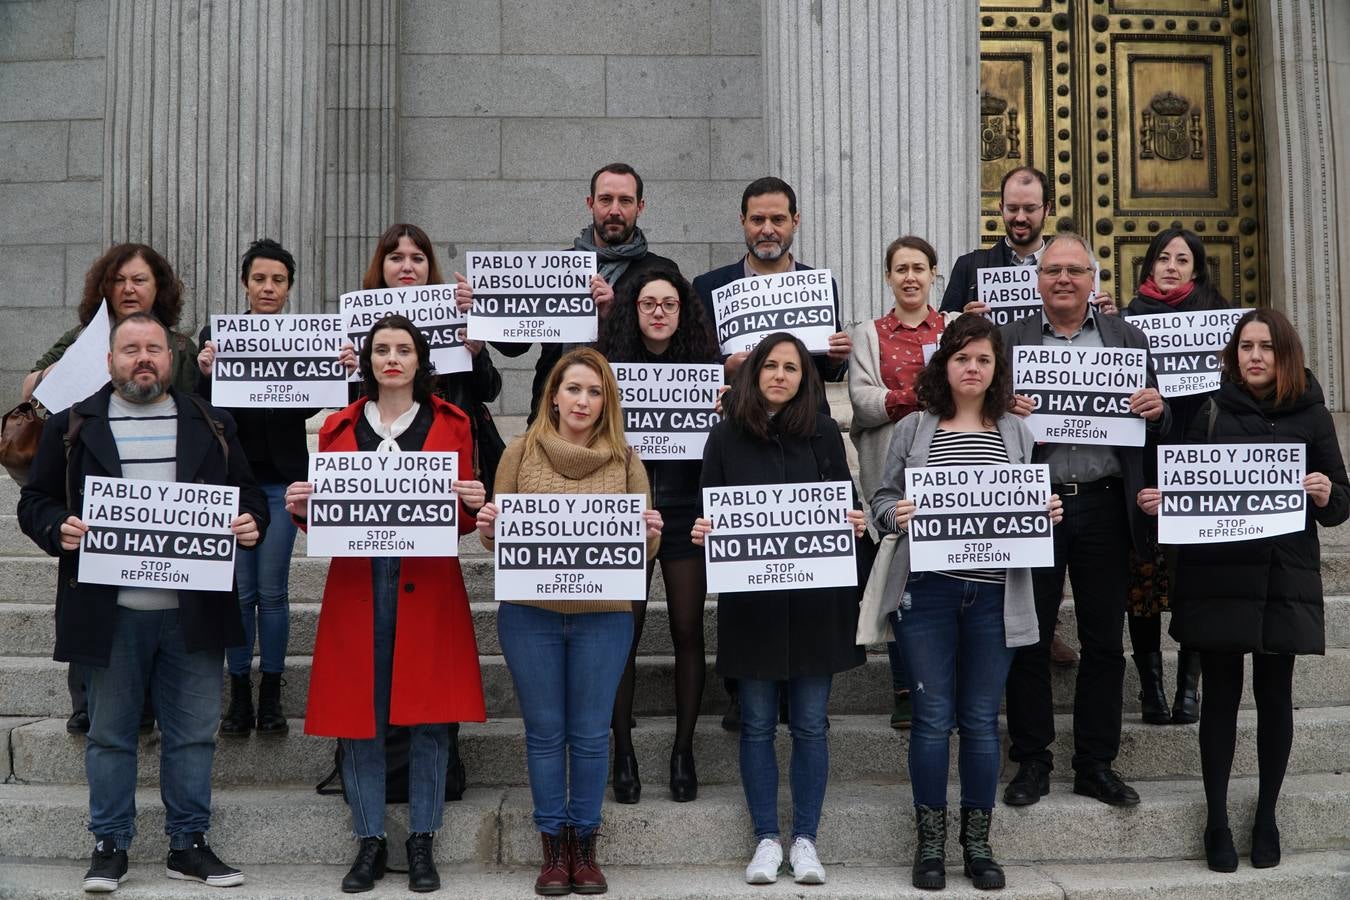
[1014,345,1147,446]
[1129,309,1244,398]
[33,302,113,413]
[711,269,836,355]
[210,314,348,408]
[1157,443,1306,544]
[613,363,723,460]
[306,451,460,557]
[340,285,471,375]
[702,481,856,593]
[466,251,598,343]
[905,464,1053,571]
[977,266,1042,327]
[493,493,647,601]
[78,476,238,591]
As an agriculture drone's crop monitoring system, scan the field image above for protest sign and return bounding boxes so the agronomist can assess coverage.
[905,464,1053,571]
[33,301,112,414]
[1157,443,1306,543]
[1014,345,1147,446]
[711,269,836,355]
[702,481,856,593]
[1128,309,1244,398]
[466,251,597,343]
[78,476,238,591]
[977,266,1041,327]
[307,451,460,557]
[493,493,647,601]
[209,314,348,408]
[340,285,471,374]
[612,363,722,460]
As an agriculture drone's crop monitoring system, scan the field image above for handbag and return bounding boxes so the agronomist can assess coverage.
[0,400,44,485]
[315,724,466,803]
[469,402,507,500]
[861,533,900,623]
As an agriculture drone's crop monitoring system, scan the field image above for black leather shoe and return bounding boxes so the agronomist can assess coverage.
[612,750,640,804]
[1204,826,1237,872]
[1250,822,1281,868]
[669,748,697,802]
[1072,768,1140,807]
[406,832,440,892]
[1133,651,1172,725]
[341,836,387,892]
[1002,761,1050,806]
[66,710,90,735]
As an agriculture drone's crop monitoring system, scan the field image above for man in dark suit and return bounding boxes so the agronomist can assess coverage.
[998,233,1169,809]
[940,166,1052,314]
[692,176,851,383]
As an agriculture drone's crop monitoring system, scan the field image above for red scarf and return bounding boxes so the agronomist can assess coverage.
[1137,276,1196,308]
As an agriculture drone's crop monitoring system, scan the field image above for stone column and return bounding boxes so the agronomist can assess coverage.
[1256,0,1347,409]
[762,0,981,326]
[103,0,328,324]
[323,0,399,304]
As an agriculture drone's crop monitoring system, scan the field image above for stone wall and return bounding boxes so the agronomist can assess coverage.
[0,0,107,402]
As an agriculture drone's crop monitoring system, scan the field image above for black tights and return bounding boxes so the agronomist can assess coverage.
[1126,612,1160,653]
[1198,651,1294,830]
[612,556,708,756]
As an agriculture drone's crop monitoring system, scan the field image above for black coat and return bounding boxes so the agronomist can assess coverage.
[940,240,1022,312]
[17,385,268,667]
[701,414,866,680]
[1170,376,1350,654]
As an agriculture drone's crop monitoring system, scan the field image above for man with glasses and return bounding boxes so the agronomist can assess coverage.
[997,233,1169,809]
[941,167,1053,314]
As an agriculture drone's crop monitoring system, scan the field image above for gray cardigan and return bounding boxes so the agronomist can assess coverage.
[846,318,899,526]
[857,409,1041,648]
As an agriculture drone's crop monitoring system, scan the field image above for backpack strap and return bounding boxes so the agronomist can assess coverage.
[1205,397,1218,442]
[62,409,87,511]
[183,392,229,462]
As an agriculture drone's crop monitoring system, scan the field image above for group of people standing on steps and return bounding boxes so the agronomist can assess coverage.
[17,161,1345,897]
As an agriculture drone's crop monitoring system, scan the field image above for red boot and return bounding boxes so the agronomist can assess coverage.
[535,831,570,896]
[566,826,607,894]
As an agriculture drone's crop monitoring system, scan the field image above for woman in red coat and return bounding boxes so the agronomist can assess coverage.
[285,314,486,893]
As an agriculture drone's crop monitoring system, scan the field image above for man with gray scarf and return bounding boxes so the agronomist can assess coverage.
[492,162,681,415]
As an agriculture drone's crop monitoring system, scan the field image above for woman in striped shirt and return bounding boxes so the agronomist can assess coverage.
[866,314,1061,891]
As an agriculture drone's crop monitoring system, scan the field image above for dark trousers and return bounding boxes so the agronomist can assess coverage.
[1005,485,1129,773]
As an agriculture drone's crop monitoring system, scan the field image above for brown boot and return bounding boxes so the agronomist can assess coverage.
[535,831,570,896]
[566,826,607,894]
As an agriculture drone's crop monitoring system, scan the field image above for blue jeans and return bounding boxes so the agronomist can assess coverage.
[339,558,450,837]
[497,603,633,838]
[84,607,223,850]
[898,573,1015,809]
[227,482,296,676]
[739,675,832,843]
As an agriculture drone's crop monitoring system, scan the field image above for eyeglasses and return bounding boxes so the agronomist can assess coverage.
[1038,264,1095,279]
[637,299,680,315]
[1002,203,1044,216]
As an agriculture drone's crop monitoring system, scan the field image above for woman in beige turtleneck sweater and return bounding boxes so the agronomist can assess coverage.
[476,347,661,896]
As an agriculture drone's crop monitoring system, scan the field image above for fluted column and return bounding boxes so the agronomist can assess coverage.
[762,0,981,325]
[103,0,328,323]
[1256,0,1347,409]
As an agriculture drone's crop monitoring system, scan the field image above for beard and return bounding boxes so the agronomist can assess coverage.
[113,368,168,403]
[595,216,636,247]
[746,234,793,261]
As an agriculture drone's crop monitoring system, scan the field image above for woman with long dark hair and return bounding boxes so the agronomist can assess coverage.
[1139,308,1348,872]
[691,332,866,886]
[1122,227,1231,726]
[286,315,487,893]
[596,267,720,803]
[865,315,1062,890]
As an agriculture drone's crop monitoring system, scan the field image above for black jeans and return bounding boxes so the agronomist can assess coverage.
[1005,484,1129,773]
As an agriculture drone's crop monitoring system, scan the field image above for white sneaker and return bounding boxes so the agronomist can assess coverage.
[744,838,783,884]
[790,836,827,884]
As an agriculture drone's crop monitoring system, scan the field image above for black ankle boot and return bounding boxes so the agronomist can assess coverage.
[669,748,697,802]
[612,750,640,803]
[445,722,466,801]
[341,836,386,893]
[1251,821,1281,868]
[1204,825,1237,872]
[406,832,439,892]
[220,675,253,736]
[960,807,1005,890]
[1133,652,1171,725]
[912,805,946,890]
[1172,650,1201,724]
[255,672,288,735]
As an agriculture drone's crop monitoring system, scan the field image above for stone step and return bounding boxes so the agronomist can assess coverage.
[1,774,1347,866]
[6,648,1350,721]
[2,853,1348,900]
[9,707,1350,789]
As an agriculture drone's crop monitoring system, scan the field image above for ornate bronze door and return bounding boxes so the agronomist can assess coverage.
[978,1,1266,308]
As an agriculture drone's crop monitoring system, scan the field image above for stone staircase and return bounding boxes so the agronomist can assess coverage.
[3,444,1350,897]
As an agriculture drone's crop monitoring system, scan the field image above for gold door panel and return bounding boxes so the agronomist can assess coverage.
[980,1,1265,308]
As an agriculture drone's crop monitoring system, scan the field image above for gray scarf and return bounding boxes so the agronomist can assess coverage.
[573,224,650,289]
